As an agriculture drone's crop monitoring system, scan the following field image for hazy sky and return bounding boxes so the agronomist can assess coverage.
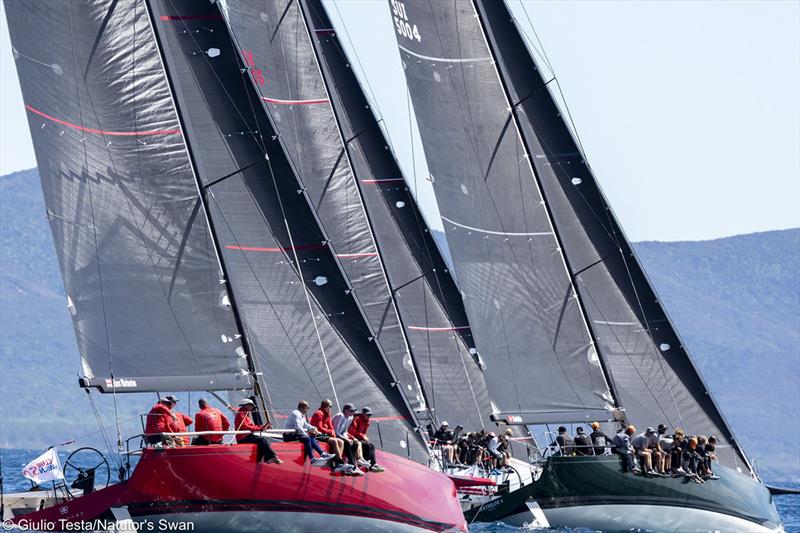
[2,1,798,241]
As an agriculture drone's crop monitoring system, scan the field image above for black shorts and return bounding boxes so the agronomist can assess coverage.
[316,434,330,442]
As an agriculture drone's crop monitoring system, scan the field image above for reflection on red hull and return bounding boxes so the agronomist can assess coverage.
[11,443,466,532]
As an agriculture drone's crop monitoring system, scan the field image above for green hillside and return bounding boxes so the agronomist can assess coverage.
[1,168,797,481]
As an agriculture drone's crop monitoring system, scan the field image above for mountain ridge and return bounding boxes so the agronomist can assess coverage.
[1,167,798,481]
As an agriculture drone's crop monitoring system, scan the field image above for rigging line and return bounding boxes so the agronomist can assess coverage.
[574,278,675,425]
[514,0,589,159]
[147,0,267,415]
[65,1,122,454]
[205,191,323,401]
[264,156,339,409]
[297,0,432,430]
[440,0,523,414]
[329,0,382,121]
[471,0,617,407]
[162,3,268,154]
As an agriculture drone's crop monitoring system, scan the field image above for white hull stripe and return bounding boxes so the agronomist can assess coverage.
[442,216,552,237]
[398,44,491,64]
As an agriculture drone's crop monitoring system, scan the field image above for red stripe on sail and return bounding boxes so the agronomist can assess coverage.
[407,325,471,332]
[25,105,180,136]
[262,97,330,105]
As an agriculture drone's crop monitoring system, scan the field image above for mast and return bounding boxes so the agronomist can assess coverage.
[468,0,621,417]
[295,0,433,424]
[143,0,267,418]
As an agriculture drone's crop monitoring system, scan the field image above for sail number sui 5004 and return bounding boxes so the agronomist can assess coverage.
[391,0,421,42]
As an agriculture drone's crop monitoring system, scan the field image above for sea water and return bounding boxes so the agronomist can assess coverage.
[2,449,798,532]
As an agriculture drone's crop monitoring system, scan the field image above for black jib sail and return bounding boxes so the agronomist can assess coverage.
[223,0,493,430]
[389,0,616,425]
[473,0,749,470]
[393,0,750,471]
[146,0,427,457]
[5,0,249,394]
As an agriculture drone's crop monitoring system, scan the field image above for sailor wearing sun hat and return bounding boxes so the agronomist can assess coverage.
[144,395,180,446]
[235,398,282,464]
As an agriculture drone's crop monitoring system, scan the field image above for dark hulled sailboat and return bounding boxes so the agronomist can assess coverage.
[390,0,782,530]
[3,0,466,530]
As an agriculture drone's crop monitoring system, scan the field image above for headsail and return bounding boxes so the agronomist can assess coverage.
[473,0,750,470]
[5,0,249,393]
[224,0,493,430]
[147,0,425,457]
[390,0,615,424]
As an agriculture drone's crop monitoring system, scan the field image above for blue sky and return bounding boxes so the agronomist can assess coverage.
[2,1,798,241]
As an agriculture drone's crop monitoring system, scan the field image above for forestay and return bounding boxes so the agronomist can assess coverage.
[5,0,249,393]
[390,0,615,422]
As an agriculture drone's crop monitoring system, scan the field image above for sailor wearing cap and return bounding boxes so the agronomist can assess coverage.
[144,395,180,446]
[349,407,385,472]
[235,399,282,464]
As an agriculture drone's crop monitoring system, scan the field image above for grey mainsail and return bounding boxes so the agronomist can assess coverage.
[5,0,249,393]
[392,0,749,471]
[390,0,615,423]
[473,0,749,470]
[146,0,426,457]
[224,0,493,430]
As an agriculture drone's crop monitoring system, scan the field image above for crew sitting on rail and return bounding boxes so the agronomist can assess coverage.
[656,424,674,473]
[144,395,179,446]
[486,432,503,467]
[169,410,193,446]
[332,403,364,476]
[703,436,719,479]
[549,426,574,456]
[309,399,348,471]
[349,407,385,473]
[573,427,594,456]
[284,400,334,466]
[589,421,610,455]
[235,399,282,464]
[612,425,641,474]
[669,428,686,475]
[632,427,664,476]
[193,398,230,445]
[681,437,705,484]
[432,422,457,467]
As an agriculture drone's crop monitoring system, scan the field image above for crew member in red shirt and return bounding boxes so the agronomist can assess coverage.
[310,399,346,469]
[193,398,231,445]
[349,407,385,472]
[144,395,179,446]
[235,399,282,464]
[169,411,193,446]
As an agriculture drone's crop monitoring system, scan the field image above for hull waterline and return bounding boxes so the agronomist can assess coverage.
[8,443,466,532]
